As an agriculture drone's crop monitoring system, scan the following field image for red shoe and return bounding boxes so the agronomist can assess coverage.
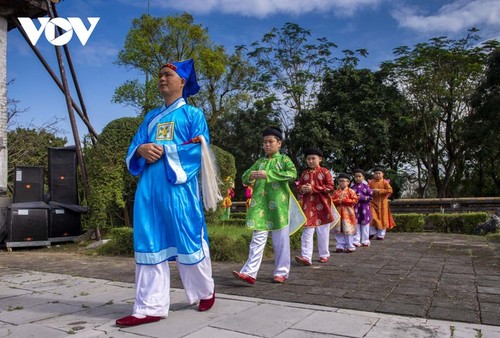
[295,256,312,266]
[353,243,361,247]
[346,249,355,253]
[116,315,161,327]
[319,257,329,263]
[198,290,215,311]
[232,271,256,285]
[273,275,287,283]
[376,237,384,240]
[336,248,344,253]
[361,243,369,247]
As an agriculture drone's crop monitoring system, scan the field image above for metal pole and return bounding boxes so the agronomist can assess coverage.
[51,5,95,145]
[44,0,99,240]
[13,18,99,142]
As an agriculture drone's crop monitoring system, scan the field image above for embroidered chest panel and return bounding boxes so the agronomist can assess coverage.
[156,122,174,141]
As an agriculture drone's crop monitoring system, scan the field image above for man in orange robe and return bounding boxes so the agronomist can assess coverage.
[369,167,395,240]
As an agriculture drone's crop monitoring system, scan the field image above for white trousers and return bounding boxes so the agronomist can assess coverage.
[335,233,354,250]
[377,228,386,238]
[353,224,371,245]
[300,223,330,261]
[240,227,290,279]
[133,238,214,317]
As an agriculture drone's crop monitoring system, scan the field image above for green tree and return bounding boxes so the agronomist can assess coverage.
[381,29,499,197]
[246,22,339,134]
[84,117,141,229]
[460,48,500,196]
[113,13,253,126]
[7,128,67,195]
[290,66,411,181]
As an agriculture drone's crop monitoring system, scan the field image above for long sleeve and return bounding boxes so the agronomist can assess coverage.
[265,155,297,182]
[125,111,154,176]
[161,105,209,185]
[375,181,393,196]
[242,160,261,185]
[358,184,373,203]
[343,189,359,206]
[333,188,359,206]
[311,169,334,194]
[297,171,308,193]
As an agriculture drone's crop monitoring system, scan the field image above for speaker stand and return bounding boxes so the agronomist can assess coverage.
[49,236,79,244]
[4,240,51,252]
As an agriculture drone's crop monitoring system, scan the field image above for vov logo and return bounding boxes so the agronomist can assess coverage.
[18,17,100,46]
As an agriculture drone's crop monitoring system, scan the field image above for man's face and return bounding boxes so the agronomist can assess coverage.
[373,171,384,180]
[306,155,322,169]
[354,173,364,183]
[158,67,184,99]
[263,136,281,156]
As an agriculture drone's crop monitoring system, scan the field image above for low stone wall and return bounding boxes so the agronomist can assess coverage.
[390,197,500,214]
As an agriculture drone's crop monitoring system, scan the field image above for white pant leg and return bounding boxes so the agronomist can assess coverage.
[133,262,170,317]
[241,230,269,279]
[345,234,355,250]
[360,223,371,245]
[369,225,377,236]
[353,224,361,245]
[272,226,290,278]
[300,227,315,262]
[316,223,331,258]
[177,237,215,304]
[377,228,386,238]
[335,233,345,249]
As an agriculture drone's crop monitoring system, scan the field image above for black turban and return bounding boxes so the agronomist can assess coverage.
[303,147,323,157]
[337,172,351,180]
[262,127,282,140]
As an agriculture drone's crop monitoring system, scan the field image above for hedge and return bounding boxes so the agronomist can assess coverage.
[95,213,491,262]
[391,213,425,232]
[426,212,489,234]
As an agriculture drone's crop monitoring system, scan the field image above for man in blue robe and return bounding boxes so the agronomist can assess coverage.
[116,59,215,327]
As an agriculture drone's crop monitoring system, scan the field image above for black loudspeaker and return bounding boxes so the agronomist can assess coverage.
[8,203,49,242]
[49,208,81,238]
[13,166,44,203]
[48,146,78,204]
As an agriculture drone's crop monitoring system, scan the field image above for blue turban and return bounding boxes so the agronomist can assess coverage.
[162,59,200,99]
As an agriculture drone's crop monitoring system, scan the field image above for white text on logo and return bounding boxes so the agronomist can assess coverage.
[18,17,100,46]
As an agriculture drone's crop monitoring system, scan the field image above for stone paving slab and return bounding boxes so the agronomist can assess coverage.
[1,232,500,328]
[0,270,500,337]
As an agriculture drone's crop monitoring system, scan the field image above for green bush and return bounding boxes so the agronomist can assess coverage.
[94,222,301,262]
[97,227,134,256]
[426,212,489,234]
[392,213,425,232]
[208,225,275,263]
